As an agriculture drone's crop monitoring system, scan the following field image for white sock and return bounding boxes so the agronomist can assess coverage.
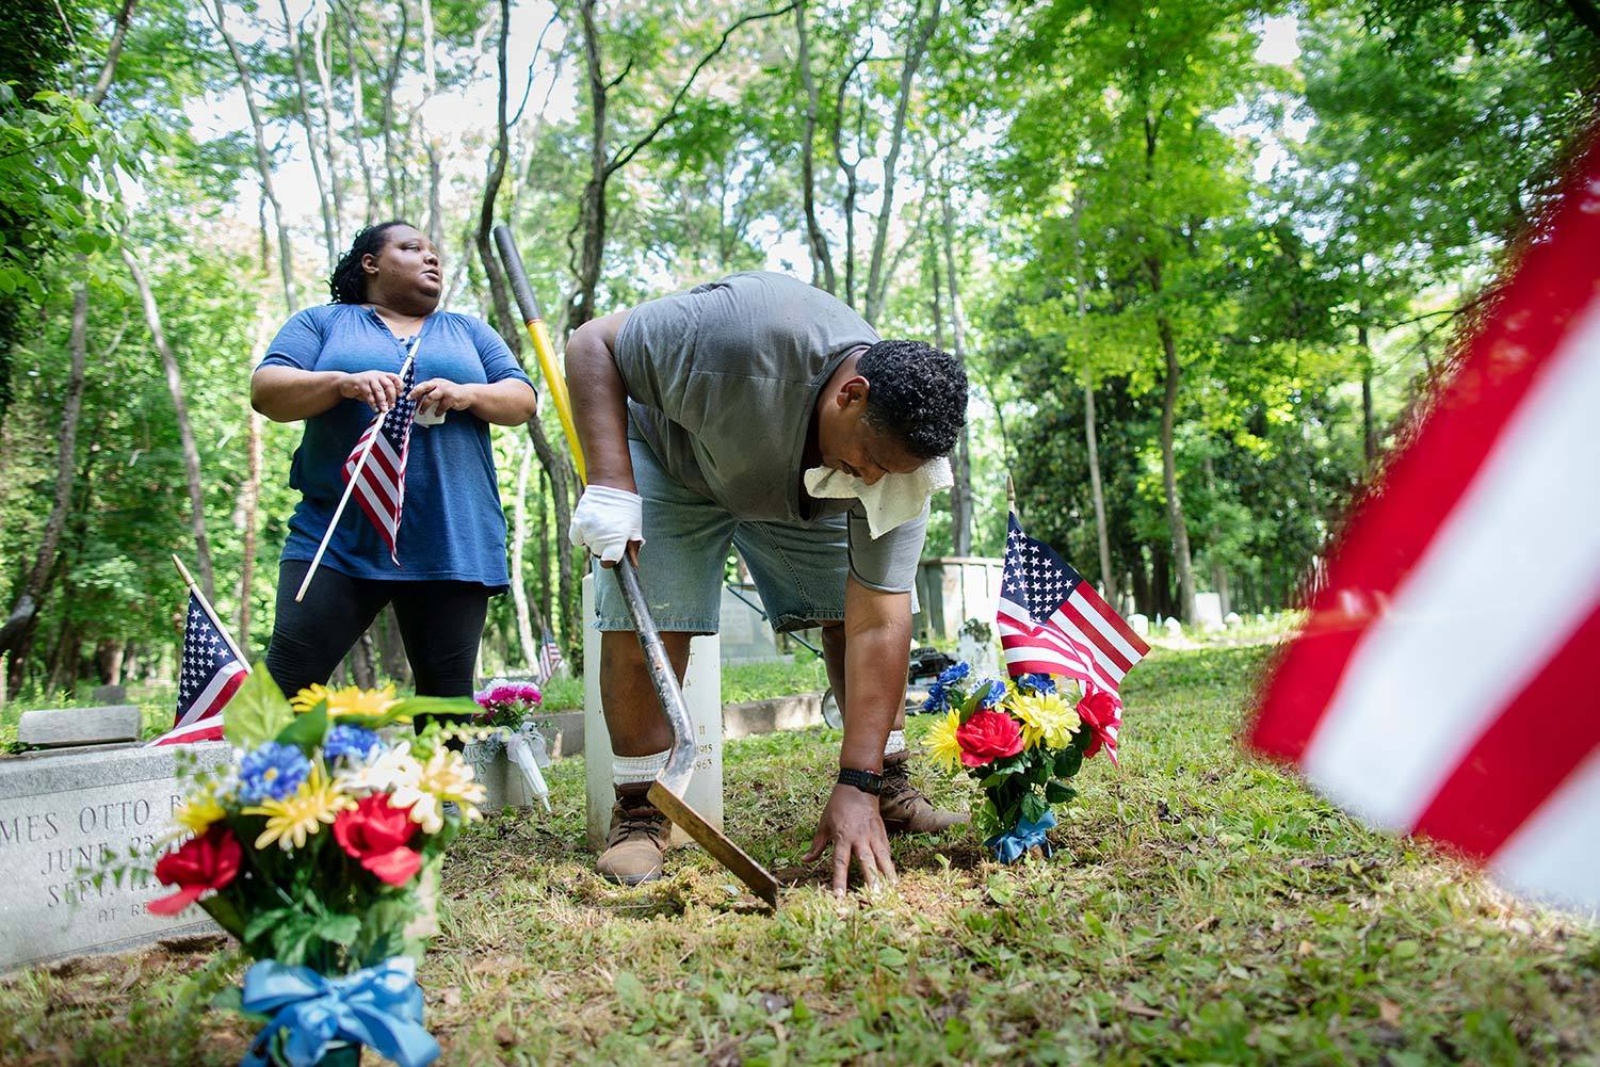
[884,730,907,758]
[612,750,669,788]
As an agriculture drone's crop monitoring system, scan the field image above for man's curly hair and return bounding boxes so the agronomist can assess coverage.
[858,339,967,460]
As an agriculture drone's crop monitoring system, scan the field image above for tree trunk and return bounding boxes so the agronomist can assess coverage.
[344,4,376,214]
[90,0,139,107]
[567,0,609,331]
[1359,322,1377,467]
[939,170,972,555]
[1155,310,1195,625]
[795,0,835,293]
[511,436,537,669]
[1072,192,1114,606]
[211,0,298,312]
[123,247,216,603]
[0,276,90,659]
[311,6,346,248]
[864,0,940,326]
[237,410,262,654]
[279,0,338,270]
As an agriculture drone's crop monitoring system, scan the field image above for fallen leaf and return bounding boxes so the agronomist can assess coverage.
[1378,999,1402,1025]
[1297,940,1315,957]
[1119,999,1163,1019]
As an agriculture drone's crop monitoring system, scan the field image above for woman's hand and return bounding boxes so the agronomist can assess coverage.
[409,377,479,420]
[804,783,897,897]
[338,370,406,413]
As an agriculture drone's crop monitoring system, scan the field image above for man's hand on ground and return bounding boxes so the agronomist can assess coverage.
[804,784,898,897]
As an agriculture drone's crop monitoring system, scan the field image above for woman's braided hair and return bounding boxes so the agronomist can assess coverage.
[328,220,411,304]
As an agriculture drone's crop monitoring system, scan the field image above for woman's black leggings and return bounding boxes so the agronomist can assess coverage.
[265,559,491,701]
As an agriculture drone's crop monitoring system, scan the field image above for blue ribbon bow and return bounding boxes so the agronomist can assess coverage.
[240,957,440,1067]
[985,809,1057,865]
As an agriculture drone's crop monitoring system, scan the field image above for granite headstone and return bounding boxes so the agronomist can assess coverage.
[0,742,230,972]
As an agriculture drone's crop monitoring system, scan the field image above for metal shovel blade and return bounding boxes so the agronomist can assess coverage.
[614,558,780,910]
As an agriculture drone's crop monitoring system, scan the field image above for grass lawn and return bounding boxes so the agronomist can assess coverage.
[1,644,1596,1064]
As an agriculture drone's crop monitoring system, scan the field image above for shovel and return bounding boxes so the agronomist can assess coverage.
[493,226,779,909]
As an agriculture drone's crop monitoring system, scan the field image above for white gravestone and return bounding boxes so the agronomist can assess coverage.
[1128,613,1150,638]
[954,619,999,678]
[0,743,231,972]
[1163,617,1184,639]
[1195,593,1224,631]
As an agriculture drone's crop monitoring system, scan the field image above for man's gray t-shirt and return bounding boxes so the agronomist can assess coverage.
[612,271,926,593]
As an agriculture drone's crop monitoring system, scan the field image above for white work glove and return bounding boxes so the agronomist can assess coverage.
[569,484,644,564]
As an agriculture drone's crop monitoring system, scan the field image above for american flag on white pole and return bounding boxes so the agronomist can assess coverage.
[1249,128,1600,913]
[344,356,418,562]
[146,591,247,747]
[537,629,565,684]
[996,513,1150,762]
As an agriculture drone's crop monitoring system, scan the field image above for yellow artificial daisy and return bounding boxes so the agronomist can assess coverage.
[171,789,227,837]
[289,683,332,713]
[405,748,487,833]
[926,708,965,774]
[318,683,401,719]
[1010,689,1081,751]
[244,764,352,851]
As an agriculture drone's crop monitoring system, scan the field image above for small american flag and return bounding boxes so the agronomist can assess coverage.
[344,354,418,562]
[147,592,247,747]
[996,514,1150,762]
[538,630,565,684]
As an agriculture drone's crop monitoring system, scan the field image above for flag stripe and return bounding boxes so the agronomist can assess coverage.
[174,662,246,728]
[1071,585,1151,658]
[1490,748,1600,910]
[1056,598,1133,678]
[1300,303,1600,830]
[1411,596,1600,860]
[147,718,226,747]
[1042,610,1122,689]
[999,602,1117,691]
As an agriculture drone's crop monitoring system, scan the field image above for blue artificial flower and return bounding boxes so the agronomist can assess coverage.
[324,724,381,763]
[935,662,971,687]
[1017,673,1057,695]
[923,682,949,714]
[977,679,1007,709]
[238,742,312,804]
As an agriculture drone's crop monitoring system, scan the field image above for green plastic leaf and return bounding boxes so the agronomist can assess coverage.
[225,664,293,749]
[317,913,362,947]
[275,702,329,753]
[1020,792,1049,824]
[1044,781,1077,805]
[388,694,480,725]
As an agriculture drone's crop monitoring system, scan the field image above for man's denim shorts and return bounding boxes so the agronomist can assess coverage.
[593,437,847,635]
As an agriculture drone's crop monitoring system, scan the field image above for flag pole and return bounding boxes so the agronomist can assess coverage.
[294,349,418,603]
[171,554,249,666]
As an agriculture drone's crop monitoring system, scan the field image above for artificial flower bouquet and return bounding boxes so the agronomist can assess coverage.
[924,663,1122,863]
[471,677,552,811]
[146,668,485,1067]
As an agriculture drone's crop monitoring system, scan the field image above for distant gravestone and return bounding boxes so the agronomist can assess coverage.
[1163,617,1184,639]
[0,743,231,973]
[1225,612,1243,629]
[1128,613,1150,637]
[954,618,999,678]
[1195,593,1224,631]
[91,685,128,704]
[17,706,141,749]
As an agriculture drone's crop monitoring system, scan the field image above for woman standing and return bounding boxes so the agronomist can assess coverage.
[251,221,538,701]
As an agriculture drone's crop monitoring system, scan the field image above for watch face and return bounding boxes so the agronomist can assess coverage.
[838,768,883,794]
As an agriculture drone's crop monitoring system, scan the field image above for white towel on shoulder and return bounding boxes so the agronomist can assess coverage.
[804,455,953,539]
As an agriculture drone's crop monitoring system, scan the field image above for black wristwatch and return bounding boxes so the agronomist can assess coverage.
[836,767,885,795]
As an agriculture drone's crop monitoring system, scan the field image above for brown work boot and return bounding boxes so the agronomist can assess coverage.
[879,753,968,835]
[596,783,671,885]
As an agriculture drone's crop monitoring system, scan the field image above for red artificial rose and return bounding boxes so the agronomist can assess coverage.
[333,794,423,886]
[1076,689,1122,761]
[147,827,242,916]
[956,708,1025,767]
